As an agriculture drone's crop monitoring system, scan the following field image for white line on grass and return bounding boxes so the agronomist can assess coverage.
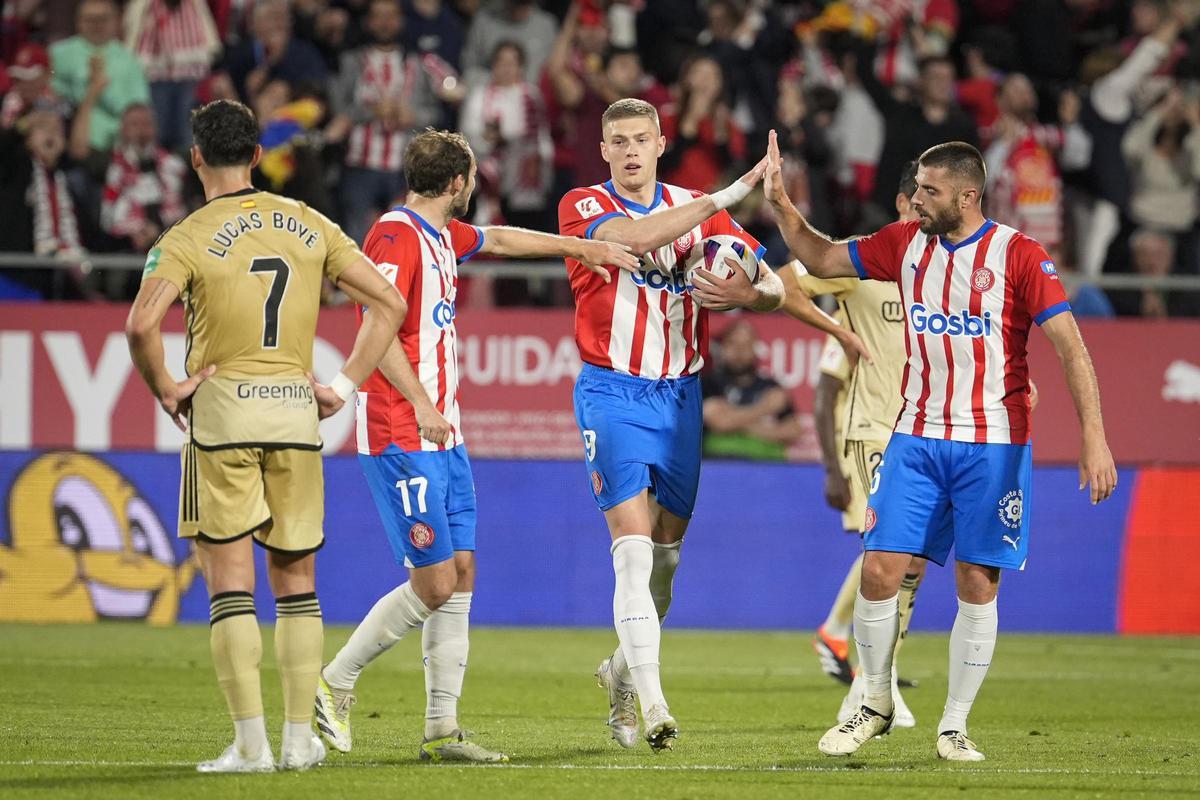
[0,760,1190,778]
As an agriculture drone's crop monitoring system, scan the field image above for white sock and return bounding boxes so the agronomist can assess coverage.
[281,720,313,753]
[649,540,681,622]
[612,540,682,686]
[854,591,899,715]
[938,597,998,735]
[233,715,269,757]
[611,536,665,713]
[324,582,432,691]
[422,591,471,740]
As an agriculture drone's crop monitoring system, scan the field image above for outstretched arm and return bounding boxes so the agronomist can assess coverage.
[1039,312,1116,504]
[480,225,639,283]
[764,131,858,279]
[591,158,768,255]
[779,262,873,364]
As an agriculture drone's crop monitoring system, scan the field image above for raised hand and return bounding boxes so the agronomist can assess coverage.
[763,129,788,207]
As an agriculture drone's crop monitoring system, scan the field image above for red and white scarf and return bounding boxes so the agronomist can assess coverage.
[31,165,82,256]
[100,146,187,239]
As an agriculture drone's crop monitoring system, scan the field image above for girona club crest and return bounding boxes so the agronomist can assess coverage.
[409,522,435,549]
[971,267,995,293]
[672,231,695,261]
[864,506,878,532]
[591,470,604,495]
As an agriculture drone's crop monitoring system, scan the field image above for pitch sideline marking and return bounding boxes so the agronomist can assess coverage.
[0,760,1190,777]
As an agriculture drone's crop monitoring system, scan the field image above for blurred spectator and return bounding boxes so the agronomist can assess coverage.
[253,79,332,213]
[2,44,66,129]
[1123,228,1177,318]
[293,0,353,70]
[633,0,704,86]
[697,0,791,140]
[659,54,747,193]
[461,41,552,229]
[956,29,1016,138]
[857,50,978,226]
[541,2,614,189]
[984,75,1092,255]
[0,111,90,297]
[406,0,466,69]
[124,0,221,151]
[461,0,557,86]
[701,320,802,462]
[1078,9,1192,276]
[1056,260,1115,318]
[1122,86,1200,236]
[603,47,669,108]
[51,0,150,152]
[221,0,328,103]
[96,104,187,253]
[326,0,439,243]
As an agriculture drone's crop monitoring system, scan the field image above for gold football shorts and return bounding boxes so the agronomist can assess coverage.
[178,442,324,554]
[841,439,888,533]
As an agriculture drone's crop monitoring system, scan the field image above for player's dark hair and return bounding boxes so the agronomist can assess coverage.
[898,160,919,198]
[404,129,473,197]
[918,141,987,193]
[190,100,259,168]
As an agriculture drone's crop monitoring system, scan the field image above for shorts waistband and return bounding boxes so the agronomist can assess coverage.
[579,362,699,388]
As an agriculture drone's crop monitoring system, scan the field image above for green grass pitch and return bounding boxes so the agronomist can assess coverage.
[1,624,1197,798]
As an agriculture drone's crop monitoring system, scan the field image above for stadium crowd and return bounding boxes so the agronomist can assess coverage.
[1,0,1198,316]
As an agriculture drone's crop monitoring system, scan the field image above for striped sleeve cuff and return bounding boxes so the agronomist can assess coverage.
[584,212,623,240]
[1034,301,1071,326]
[847,241,868,280]
[458,226,485,263]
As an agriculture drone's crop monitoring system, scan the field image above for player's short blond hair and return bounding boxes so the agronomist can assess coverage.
[601,98,659,134]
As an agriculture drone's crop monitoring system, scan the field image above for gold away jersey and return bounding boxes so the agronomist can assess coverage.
[144,189,364,450]
[145,189,362,379]
[792,262,906,442]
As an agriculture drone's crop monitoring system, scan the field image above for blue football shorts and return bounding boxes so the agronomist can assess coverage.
[863,432,1033,570]
[358,443,477,568]
[572,363,703,519]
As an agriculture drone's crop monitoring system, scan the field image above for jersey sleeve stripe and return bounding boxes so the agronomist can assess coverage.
[1033,300,1071,326]
[585,212,624,239]
[847,241,869,280]
[458,226,486,263]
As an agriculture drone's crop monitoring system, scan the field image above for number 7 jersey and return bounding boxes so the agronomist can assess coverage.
[146,188,364,378]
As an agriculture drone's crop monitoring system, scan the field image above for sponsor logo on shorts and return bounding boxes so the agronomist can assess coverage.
[972,266,995,292]
[998,489,1023,530]
[864,506,877,532]
[409,522,435,549]
[590,470,603,495]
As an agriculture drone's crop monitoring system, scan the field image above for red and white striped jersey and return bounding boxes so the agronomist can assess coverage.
[355,207,485,455]
[345,50,419,172]
[558,181,765,379]
[849,219,1070,444]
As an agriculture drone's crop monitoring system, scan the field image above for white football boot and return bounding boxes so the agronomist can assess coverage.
[196,742,275,774]
[937,731,986,761]
[838,670,914,729]
[420,730,510,763]
[642,703,679,753]
[278,731,326,771]
[314,672,356,753]
[596,657,639,749]
[818,706,894,756]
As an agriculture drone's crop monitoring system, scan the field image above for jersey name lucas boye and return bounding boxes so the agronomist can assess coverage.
[558,181,767,380]
[848,218,1070,445]
[355,207,484,455]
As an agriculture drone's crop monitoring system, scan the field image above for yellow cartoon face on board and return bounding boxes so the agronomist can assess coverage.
[0,452,196,625]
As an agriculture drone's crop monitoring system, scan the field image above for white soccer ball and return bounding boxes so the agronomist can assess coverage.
[685,234,760,311]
